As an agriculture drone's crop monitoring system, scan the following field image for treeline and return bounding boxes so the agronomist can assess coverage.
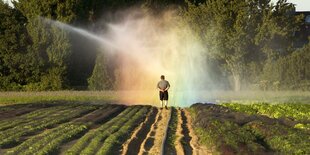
[182,0,310,91]
[0,0,309,91]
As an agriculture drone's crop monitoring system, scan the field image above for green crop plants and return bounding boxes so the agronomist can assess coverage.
[96,106,150,154]
[0,105,75,131]
[0,105,98,148]
[4,104,120,155]
[222,103,310,121]
[79,106,142,155]
[65,106,141,155]
[191,103,310,154]
[164,107,178,155]
[5,123,88,155]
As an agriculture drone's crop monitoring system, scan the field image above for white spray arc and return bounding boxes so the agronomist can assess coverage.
[42,11,214,107]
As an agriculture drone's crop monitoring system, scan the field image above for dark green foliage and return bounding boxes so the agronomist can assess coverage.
[0,2,38,90]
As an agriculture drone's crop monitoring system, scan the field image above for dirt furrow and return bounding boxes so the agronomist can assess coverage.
[138,109,161,155]
[138,108,171,155]
[184,109,213,155]
[121,107,158,155]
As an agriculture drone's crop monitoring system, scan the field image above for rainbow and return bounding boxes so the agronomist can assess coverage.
[103,11,212,107]
[44,10,213,107]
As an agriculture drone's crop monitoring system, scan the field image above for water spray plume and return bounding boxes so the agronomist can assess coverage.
[41,10,214,107]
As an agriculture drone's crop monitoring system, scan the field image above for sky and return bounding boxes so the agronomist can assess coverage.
[3,0,310,11]
[271,0,310,11]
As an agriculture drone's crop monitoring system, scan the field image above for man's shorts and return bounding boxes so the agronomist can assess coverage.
[159,91,168,100]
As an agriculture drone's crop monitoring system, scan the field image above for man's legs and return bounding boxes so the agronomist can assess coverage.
[159,91,164,108]
[164,100,168,109]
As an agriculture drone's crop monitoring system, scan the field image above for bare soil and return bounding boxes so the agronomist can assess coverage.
[121,107,158,155]
[138,108,171,155]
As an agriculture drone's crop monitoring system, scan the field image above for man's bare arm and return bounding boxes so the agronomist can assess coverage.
[164,86,170,91]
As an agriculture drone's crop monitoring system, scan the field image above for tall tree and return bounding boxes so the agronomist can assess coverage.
[14,0,92,90]
[254,0,303,59]
[182,0,302,91]
[0,1,36,90]
[88,53,113,90]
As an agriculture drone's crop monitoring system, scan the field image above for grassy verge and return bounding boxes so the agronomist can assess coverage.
[0,91,118,105]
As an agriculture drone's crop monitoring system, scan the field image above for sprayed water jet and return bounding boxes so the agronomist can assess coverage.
[41,10,215,107]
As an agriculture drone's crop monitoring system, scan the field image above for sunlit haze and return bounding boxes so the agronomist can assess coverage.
[43,10,213,107]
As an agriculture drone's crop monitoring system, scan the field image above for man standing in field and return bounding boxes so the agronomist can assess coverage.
[157,75,170,109]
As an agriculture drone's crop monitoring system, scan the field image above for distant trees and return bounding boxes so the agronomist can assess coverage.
[182,0,305,91]
[262,40,310,90]
[0,0,308,91]
[11,0,80,90]
[0,0,102,90]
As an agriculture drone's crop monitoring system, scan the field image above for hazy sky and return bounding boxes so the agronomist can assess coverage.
[3,0,310,11]
[271,0,310,11]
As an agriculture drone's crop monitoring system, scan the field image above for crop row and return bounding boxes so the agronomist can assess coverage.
[190,103,310,154]
[96,106,150,154]
[223,103,310,131]
[0,105,99,148]
[0,105,80,131]
[222,103,310,121]
[65,105,150,155]
[4,105,123,155]
[0,102,52,112]
[164,107,178,155]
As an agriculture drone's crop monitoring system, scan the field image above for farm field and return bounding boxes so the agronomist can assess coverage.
[0,101,309,155]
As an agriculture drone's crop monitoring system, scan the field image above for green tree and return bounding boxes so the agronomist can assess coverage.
[182,0,255,91]
[254,0,303,59]
[14,0,92,90]
[0,2,38,90]
[88,53,112,90]
[182,0,302,91]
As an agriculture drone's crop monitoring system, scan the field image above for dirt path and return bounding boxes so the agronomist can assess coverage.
[138,108,171,155]
[184,109,213,155]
